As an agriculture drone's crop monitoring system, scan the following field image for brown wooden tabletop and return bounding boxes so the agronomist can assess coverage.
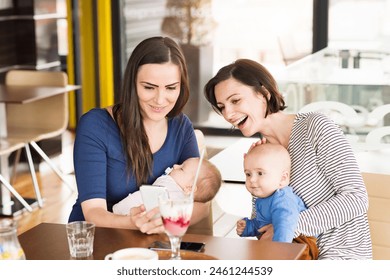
[18,223,306,260]
[0,84,80,104]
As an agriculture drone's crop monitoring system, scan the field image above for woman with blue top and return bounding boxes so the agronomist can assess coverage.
[69,37,209,234]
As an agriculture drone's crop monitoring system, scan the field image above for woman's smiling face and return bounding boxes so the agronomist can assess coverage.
[136,62,181,123]
[214,78,268,137]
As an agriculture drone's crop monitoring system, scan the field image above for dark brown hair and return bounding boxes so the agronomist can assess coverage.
[204,59,286,117]
[113,37,190,185]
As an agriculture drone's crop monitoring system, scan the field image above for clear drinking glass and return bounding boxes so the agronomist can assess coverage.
[158,193,194,260]
[66,221,95,259]
[0,219,26,260]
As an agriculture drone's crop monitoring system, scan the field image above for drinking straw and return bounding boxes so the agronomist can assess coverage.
[190,148,205,199]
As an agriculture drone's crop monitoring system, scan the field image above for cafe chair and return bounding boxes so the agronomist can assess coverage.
[366,104,390,127]
[194,128,208,159]
[352,125,390,152]
[186,129,213,236]
[5,70,74,194]
[0,138,42,211]
[351,104,369,124]
[365,126,390,145]
[299,101,364,142]
[349,105,371,135]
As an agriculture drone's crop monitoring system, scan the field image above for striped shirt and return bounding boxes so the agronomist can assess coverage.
[289,112,372,259]
[252,112,372,259]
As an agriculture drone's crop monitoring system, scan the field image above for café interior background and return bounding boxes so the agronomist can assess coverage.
[1,0,389,133]
[1,0,390,261]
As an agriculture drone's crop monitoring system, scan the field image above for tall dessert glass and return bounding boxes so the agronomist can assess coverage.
[158,194,194,260]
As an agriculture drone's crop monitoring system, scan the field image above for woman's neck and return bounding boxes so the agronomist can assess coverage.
[143,117,168,132]
[261,112,295,148]
[144,118,168,153]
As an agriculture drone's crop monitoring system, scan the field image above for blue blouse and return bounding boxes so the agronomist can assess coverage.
[68,108,199,221]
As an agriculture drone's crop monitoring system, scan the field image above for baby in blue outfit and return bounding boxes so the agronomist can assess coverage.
[237,143,306,242]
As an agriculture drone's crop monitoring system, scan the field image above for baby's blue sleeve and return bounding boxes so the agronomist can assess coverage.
[271,194,301,242]
[241,217,261,237]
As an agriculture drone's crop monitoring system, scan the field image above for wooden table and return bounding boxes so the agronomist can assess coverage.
[18,223,306,260]
[0,84,80,216]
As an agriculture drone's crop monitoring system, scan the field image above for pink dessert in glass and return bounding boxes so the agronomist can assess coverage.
[162,216,190,236]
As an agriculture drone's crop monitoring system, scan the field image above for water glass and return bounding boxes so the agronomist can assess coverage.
[66,221,95,259]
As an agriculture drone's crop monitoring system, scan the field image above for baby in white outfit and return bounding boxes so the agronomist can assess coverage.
[113,157,221,215]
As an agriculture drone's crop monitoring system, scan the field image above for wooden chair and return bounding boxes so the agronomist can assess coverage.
[5,70,74,195]
[362,172,390,259]
[0,138,41,211]
[187,129,214,235]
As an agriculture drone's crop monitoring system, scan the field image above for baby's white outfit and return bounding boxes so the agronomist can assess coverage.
[112,174,185,215]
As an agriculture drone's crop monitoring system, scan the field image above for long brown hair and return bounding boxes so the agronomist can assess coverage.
[204,59,286,117]
[113,37,190,185]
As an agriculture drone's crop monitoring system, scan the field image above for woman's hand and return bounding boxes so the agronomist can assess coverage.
[245,137,267,157]
[258,224,273,241]
[130,205,164,234]
[81,198,163,232]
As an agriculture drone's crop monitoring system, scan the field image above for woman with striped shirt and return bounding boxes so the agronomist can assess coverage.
[204,59,372,259]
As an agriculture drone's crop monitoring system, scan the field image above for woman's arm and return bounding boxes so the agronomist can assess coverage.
[73,110,164,233]
[83,197,202,234]
[295,114,368,236]
[82,198,164,234]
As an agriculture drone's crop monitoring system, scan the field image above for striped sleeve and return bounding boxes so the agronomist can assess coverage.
[289,113,372,259]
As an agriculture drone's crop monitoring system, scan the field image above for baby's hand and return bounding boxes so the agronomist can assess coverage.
[236,219,246,236]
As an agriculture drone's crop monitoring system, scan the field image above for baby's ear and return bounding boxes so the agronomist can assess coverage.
[280,170,290,187]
